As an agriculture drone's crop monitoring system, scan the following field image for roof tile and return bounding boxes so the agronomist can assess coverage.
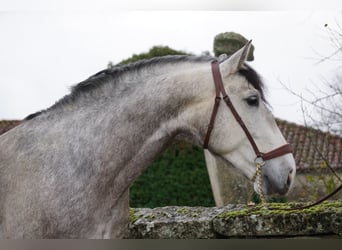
[276,119,342,172]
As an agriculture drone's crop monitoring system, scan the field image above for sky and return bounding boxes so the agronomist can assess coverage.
[0,8,341,126]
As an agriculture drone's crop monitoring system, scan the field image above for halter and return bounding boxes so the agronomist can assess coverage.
[204,60,293,204]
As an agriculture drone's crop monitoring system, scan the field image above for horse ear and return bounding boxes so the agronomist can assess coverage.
[219,40,252,76]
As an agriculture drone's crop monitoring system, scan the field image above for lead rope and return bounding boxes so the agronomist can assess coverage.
[251,158,267,206]
[256,163,267,205]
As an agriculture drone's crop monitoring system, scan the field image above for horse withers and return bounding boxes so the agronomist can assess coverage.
[0,42,296,238]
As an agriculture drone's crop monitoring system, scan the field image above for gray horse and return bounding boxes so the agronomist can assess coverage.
[0,43,296,238]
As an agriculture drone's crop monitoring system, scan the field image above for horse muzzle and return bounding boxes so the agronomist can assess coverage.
[257,157,296,196]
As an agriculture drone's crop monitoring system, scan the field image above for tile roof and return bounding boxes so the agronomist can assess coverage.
[0,119,341,172]
[0,120,21,135]
[276,119,342,172]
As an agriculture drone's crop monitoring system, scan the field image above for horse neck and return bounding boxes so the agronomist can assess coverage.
[108,62,211,163]
[31,61,213,194]
[89,62,212,195]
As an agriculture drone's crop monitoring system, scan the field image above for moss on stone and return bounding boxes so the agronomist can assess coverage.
[214,200,342,237]
[144,214,156,220]
[217,200,342,219]
[129,203,342,238]
[129,208,138,223]
[177,207,191,214]
[190,212,199,217]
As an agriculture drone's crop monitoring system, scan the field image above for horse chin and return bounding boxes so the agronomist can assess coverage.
[253,178,291,197]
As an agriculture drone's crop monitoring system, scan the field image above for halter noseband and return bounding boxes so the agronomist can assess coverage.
[204,60,293,202]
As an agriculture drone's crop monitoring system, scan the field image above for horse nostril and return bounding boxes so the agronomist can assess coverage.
[287,169,293,187]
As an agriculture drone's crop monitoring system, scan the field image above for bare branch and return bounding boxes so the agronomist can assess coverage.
[279,80,342,119]
[299,99,342,183]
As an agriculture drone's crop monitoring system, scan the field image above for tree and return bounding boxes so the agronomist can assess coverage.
[213,32,254,60]
[299,21,341,135]
[281,18,342,200]
[108,46,191,68]
[310,22,342,135]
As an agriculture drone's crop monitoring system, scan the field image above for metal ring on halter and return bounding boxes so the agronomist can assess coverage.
[254,156,265,167]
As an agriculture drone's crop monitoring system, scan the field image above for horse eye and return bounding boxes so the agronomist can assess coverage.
[246,95,259,107]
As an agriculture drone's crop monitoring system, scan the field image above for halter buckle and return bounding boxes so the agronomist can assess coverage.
[215,96,221,103]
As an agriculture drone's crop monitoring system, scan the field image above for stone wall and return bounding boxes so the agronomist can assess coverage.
[128,200,342,239]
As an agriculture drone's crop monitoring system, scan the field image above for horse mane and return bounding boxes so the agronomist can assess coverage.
[24,55,266,120]
[72,55,214,95]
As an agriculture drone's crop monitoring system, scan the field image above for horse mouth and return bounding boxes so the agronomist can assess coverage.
[263,175,291,196]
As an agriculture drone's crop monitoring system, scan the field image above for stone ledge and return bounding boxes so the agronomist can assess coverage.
[128,200,342,239]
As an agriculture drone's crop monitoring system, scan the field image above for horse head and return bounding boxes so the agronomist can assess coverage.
[203,42,296,197]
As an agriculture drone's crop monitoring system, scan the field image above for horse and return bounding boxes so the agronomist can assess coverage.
[0,42,296,238]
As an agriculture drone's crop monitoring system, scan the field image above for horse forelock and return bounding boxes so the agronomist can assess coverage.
[238,63,267,104]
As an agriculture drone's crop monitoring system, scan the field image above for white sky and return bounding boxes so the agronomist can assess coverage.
[0,8,341,126]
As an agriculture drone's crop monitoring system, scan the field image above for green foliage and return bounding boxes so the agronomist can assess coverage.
[305,164,339,201]
[267,196,288,203]
[115,46,191,66]
[213,32,254,60]
[251,192,288,204]
[130,143,215,208]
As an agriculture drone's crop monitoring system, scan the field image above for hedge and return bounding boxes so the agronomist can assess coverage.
[130,142,215,207]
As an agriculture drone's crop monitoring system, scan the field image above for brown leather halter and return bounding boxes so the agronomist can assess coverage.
[204,60,293,161]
